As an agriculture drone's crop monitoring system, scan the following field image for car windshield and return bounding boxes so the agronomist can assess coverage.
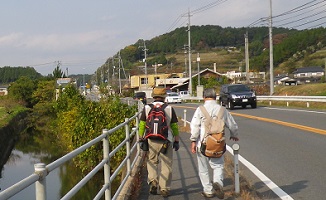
[228,85,250,92]
[169,93,179,96]
[134,92,146,98]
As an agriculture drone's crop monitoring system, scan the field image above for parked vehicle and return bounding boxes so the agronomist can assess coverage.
[219,84,257,109]
[134,91,147,104]
[179,90,190,98]
[165,92,182,104]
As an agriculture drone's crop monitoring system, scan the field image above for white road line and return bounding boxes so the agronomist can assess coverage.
[183,119,293,199]
[226,145,293,200]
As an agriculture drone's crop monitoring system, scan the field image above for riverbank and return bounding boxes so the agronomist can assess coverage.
[0,110,29,175]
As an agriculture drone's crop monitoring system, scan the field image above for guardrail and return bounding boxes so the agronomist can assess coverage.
[182,95,326,102]
[257,95,326,102]
[0,110,142,200]
[181,95,326,108]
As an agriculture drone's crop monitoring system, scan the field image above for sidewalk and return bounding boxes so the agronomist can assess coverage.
[134,130,240,200]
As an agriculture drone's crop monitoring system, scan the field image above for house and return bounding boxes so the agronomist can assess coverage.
[171,68,226,92]
[274,74,297,86]
[56,78,77,99]
[224,71,266,84]
[130,73,185,90]
[0,85,8,96]
[293,66,325,84]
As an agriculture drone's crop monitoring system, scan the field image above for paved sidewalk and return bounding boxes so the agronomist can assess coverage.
[135,131,238,200]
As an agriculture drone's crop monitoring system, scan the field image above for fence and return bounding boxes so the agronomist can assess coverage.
[182,95,326,106]
[0,109,143,200]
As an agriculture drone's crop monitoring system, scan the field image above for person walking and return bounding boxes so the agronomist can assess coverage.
[138,87,180,197]
[190,88,239,199]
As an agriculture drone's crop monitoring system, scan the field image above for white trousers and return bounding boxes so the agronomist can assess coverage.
[196,151,224,194]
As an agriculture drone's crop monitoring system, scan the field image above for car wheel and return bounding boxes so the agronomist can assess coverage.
[227,100,234,110]
[251,102,257,109]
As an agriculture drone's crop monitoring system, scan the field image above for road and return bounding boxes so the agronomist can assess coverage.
[172,103,326,200]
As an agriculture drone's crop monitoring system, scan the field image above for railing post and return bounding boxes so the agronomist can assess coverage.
[232,144,240,194]
[125,118,131,174]
[34,163,47,200]
[102,129,111,200]
[183,109,187,127]
[307,102,309,108]
[135,116,140,152]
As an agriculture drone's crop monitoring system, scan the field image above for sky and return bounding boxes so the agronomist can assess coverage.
[0,0,325,76]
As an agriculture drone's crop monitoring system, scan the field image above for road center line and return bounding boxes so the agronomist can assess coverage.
[231,112,326,135]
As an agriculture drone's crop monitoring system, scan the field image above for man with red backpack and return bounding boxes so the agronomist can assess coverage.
[138,87,180,197]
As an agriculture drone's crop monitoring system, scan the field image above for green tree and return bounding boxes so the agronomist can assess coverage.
[53,65,65,78]
[8,76,37,107]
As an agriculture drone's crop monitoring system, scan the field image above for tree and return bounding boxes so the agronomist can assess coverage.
[8,76,37,107]
[52,64,65,78]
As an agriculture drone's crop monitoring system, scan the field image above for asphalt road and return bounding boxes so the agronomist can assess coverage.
[172,103,326,200]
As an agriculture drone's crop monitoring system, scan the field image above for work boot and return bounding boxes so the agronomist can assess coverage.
[149,180,158,195]
[213,182,224,199]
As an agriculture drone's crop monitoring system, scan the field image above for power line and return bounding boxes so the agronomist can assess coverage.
[166,0,230,33]
[247,0,326,29]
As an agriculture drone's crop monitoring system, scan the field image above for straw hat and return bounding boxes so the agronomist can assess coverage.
[152,87,167,98]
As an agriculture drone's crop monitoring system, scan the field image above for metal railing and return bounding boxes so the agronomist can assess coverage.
[182,95,326,102]
[0,110,142,200]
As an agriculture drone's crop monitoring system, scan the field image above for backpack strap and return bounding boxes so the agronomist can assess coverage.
[199,105,210,138]
[217,106,225,119]
[199,105,225,137]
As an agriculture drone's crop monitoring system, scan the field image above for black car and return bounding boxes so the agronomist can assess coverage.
[134,91,147,104]
[219,84,257,110]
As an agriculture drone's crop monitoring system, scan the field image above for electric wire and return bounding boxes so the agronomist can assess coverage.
[247,0,326,30]
[166,0,230,33]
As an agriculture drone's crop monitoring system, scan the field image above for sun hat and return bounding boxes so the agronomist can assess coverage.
[152,87,167,98]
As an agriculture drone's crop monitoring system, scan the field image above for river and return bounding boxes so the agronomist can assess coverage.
[0,141,103,200]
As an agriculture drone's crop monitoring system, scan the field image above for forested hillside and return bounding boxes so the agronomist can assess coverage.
[0,66,42,84]
[95,25,326,84]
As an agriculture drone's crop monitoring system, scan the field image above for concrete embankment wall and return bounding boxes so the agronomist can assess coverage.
[0,111,29,172]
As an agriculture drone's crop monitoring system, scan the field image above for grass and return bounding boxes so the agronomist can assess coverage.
[0,102,28,128]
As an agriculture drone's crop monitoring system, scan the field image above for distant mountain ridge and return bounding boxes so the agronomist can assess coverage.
[94,25,325,84]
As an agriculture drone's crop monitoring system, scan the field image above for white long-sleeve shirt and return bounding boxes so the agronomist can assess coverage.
[190,100,239,147]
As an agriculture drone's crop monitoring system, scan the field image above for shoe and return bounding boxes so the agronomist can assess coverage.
[149,180,158,195]
[160,189,170,197]
[212,182,224,199]
[201,191,215,198]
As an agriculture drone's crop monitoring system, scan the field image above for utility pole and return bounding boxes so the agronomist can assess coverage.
[118,51,122,94]
[245,31,250,83]
[183,44,188,77]
[140,39,148,89]
[197,52,200,86]
[324,58,326,81]
[269,0,274,95]
[187,9,192,95]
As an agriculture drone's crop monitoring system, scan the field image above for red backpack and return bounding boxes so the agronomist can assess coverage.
[145,103,169,140]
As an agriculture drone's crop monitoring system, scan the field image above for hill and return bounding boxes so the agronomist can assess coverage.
[94,25,326,85]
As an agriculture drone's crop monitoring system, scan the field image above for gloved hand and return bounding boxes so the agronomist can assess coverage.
[173,141,179,151]
[139,138,149,151]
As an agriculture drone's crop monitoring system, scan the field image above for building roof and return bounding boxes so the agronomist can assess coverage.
[293,66,324,74]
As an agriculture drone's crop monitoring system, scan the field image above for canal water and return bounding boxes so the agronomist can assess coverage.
[0,144,103,199]
[1,150,61,200]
